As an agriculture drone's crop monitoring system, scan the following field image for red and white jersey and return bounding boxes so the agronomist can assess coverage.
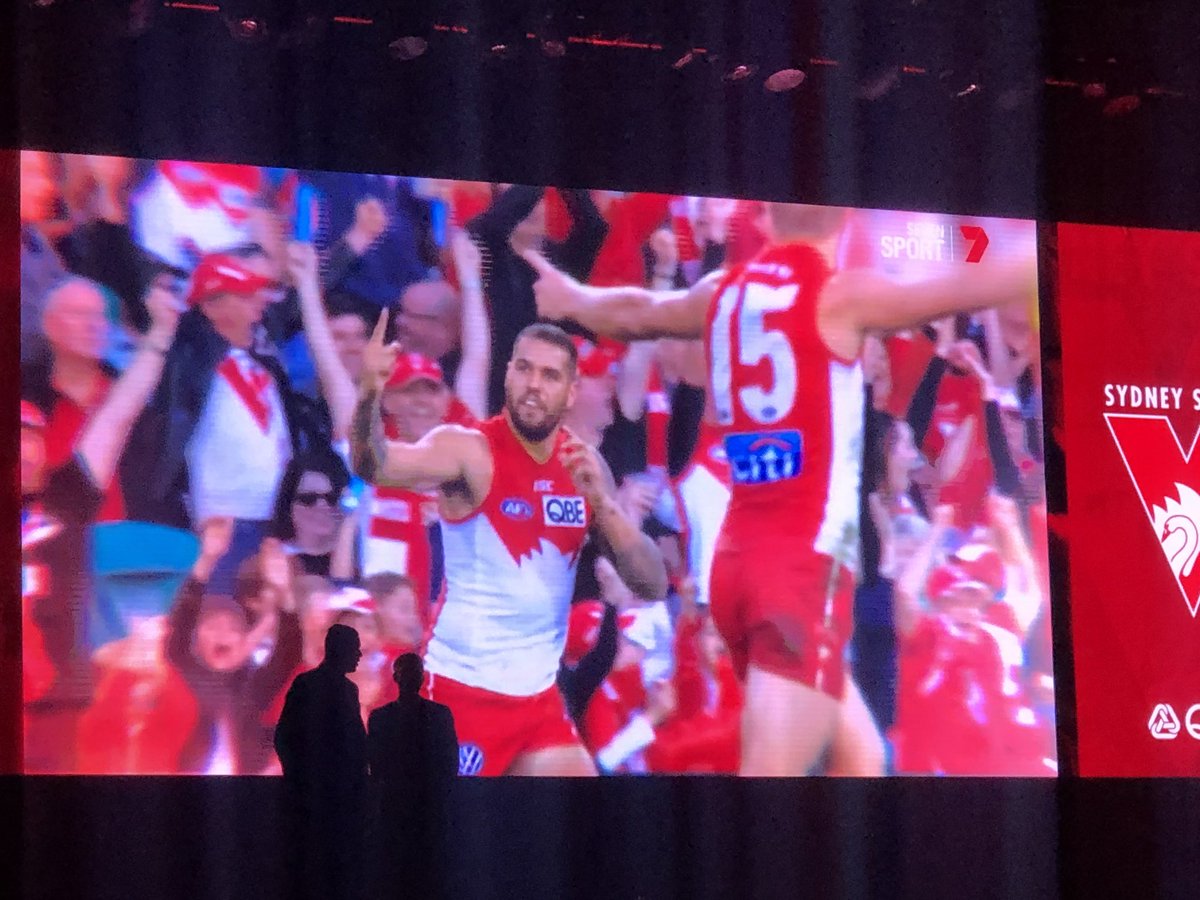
[704,241,864,569]
[659,423,732,608]
[424,416,592,697]
[186,349,292,522]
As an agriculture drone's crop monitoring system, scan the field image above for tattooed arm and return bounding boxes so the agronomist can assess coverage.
[560,433,668,601]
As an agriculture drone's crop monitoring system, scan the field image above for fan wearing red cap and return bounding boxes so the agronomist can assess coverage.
[891,502,1051,776]
[361,353,457,608]
[130,245,297,591]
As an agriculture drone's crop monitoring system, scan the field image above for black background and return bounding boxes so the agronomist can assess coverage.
[8,1,1200,898]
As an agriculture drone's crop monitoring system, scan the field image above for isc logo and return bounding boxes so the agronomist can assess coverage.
[543,495,587,528]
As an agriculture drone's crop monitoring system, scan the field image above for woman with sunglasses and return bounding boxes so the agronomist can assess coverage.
[272,449,355,579]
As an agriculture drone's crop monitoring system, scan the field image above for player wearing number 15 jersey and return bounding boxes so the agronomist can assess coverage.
[525,203,1034,775]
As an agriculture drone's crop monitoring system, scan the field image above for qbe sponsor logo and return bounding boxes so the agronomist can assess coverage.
[543,495,587,528]
[1147,702,1200,740]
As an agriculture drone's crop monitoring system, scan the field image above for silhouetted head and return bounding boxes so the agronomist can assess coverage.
[323,623,362,675]
[392,653,424,696]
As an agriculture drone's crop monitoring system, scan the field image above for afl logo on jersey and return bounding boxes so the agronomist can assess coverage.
[458,743,485,776]
[500,497,534,520]
[543,495,587,527]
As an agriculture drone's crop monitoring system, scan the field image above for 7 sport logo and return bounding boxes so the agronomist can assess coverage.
[1106,414,1200,617]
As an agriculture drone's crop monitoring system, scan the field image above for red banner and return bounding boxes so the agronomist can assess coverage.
[1058,223,1200,776]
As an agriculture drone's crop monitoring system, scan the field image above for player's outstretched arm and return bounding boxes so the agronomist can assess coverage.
[350,310,480,488]
[822,243,1036,356]
[522,248,717,342]
[560,434,669,601]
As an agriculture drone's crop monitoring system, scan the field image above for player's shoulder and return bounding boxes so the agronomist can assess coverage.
[428,421,490,454]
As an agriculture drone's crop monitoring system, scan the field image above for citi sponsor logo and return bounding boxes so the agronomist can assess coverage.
[1148,702,1200,740]
[543,495,587,527]
[500,497,533,521]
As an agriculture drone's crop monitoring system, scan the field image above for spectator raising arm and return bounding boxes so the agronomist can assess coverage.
[287,241,358,442]
[895,504,956,638]
[76,281,181,489]
[450,230,491,421]
[614,227,680,421]
[986,494,1043,637]
[960,341,1024,498]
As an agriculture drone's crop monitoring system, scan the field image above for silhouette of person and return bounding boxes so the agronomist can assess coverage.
[275,624,368,900]
[368,653,458,899]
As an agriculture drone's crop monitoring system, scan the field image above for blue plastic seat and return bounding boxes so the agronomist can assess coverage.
[89,521,200,649]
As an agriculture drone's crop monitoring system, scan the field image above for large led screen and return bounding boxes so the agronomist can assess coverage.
[1058,222,1200,776]
[19,152,1053,776]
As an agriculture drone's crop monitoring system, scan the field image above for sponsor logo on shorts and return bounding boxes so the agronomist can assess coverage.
[543,495,587,527]
[458,743,485,776]
[500,497,534,520]
[724,430,803,486]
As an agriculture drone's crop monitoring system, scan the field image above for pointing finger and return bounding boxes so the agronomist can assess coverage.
[371,308,390,343]
[520,248,557,277]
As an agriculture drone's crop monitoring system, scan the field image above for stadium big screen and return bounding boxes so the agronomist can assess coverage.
[1057,223,1200,777]
[19,152,1054,778]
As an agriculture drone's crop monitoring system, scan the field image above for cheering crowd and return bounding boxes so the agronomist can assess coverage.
[19,151,1056,777]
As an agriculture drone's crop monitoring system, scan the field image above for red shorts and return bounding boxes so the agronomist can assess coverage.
[421,673,582,776]
[709,535,854,700]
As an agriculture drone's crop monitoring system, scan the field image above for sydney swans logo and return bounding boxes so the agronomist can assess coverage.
[1105,414,1200,617]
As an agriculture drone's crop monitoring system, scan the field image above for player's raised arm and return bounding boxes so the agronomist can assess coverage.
[559,433,668,601]
[350,310,481,489]
[821,242,1036,355]
[522,248,718,342]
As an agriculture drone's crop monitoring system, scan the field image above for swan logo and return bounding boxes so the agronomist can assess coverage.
[1106,414,1200,617]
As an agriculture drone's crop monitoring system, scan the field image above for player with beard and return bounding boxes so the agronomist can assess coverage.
[524,201,1034,776]
[350,316,667,776]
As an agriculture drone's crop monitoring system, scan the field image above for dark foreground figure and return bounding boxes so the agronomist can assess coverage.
[275,624,368,900]
[369,653,459,899]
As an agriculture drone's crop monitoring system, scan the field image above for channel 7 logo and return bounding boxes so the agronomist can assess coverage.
[878,223,990,264]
